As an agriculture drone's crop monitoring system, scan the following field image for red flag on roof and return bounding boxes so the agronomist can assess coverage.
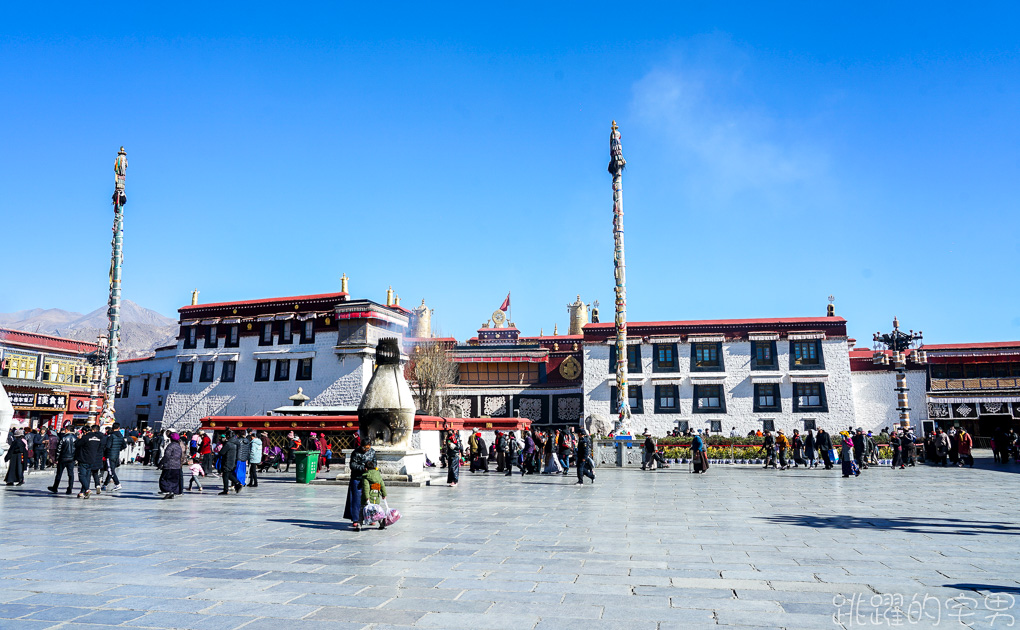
[499,292,510,312]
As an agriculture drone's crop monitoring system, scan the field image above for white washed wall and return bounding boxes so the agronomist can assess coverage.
[115,347,178,429]
[851,369,928,433]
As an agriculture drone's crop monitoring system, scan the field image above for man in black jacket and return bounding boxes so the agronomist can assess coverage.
[219,431,242,495]
[101,423,126,491]
[816,429,834,470]
[75,425,107,498]
[31,429,47,470]
[48,427,77,494]
[575,427,596,484]
[852,428,866,471]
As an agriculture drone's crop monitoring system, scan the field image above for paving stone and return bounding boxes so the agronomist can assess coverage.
[0,460,1016,629]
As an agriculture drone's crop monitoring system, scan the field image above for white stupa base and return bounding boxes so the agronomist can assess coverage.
[333,448,431,486]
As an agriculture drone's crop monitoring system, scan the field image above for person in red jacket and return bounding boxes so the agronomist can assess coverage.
[957,428,974,468]
[199,431,214,478]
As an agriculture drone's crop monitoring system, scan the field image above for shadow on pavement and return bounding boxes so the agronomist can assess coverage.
[759,515,1020,536]
[267,518,352,531]
[945,583,1020,595]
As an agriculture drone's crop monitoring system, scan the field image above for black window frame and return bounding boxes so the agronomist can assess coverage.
[255,359,271,382]
[762,419,776,432]
[803,418,817,431]
[275,359,290,381]
[179,363,194,383]
[653,343,679,372]
[654,384,679,413]
[691,342,724,372]
[792,382,828,412]
[141,377,149,397]
[154,376,161,392]
[183,326,198,349]
[751,340,778,371]
[300,320,315,344]
[608,345,642,373]
[224,325,240,348]
[753,383,782,412]
[199,361,216,383]
[204,325,218,349]
[259,323,274,346]
[296,357,313,381]
[693,384,726,413]
[709,420,722,433]
[609,385,644,415]
[221,361,236,383]
[121,376,130,398]
[789,339,825,370]
[279,320,294,345]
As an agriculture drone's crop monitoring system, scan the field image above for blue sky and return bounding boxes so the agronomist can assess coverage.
[2,3,1018,345]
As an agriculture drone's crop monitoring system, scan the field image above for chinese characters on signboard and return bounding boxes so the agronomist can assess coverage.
[7,393,68,410]
[9,392,36,408]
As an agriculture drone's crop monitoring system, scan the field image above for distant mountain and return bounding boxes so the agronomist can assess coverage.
[0,307,81,332]
[68,301,177,329]
[0,300,178,359]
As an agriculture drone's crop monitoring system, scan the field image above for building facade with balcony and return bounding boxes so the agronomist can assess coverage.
[0,328,105,430]
[147,291,408,431]
[581,316,857,436]
[924,341,1020,437]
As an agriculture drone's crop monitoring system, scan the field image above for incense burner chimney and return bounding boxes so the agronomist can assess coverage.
[357,338,414,450]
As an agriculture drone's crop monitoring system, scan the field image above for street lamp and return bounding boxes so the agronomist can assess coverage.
[873,317,927,429]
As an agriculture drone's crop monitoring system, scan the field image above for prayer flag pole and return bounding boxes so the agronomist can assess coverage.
[608,122,631,428]
[100,147,128,427]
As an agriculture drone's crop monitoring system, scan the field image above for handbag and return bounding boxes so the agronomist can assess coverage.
[382,499,401,527]
[363,502,386,523]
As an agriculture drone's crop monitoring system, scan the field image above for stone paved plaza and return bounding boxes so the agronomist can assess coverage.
[1,454,1018,630]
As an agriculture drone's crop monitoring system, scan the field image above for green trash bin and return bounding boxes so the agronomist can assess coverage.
[294,451,319,483]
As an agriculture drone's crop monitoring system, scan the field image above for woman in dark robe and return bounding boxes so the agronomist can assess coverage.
[344,441,377,529]
[158,433,183,498]
[791,430,806,468]
[803,429,816,468]
[445,432,461,486]
[691,433,709,474]
[4,429,27,485]
[522,431,537,475]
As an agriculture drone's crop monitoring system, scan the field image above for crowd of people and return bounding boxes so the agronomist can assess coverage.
[5,420,1013,501]
[3,423,341,498]
[441,426,597,486]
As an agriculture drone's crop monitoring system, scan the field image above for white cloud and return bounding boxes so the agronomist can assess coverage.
[630,65,829,203]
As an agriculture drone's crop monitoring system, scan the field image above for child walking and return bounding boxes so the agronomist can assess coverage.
[187,457,205,492]
[361,462,388,530]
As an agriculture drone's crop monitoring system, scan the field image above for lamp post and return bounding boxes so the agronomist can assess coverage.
[873,317,927,429]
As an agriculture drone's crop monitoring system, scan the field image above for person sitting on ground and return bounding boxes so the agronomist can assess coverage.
[361,460,388,530]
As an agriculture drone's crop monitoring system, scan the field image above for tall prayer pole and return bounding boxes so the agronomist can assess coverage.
[100,147,128,426]
[608,121,631,427]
